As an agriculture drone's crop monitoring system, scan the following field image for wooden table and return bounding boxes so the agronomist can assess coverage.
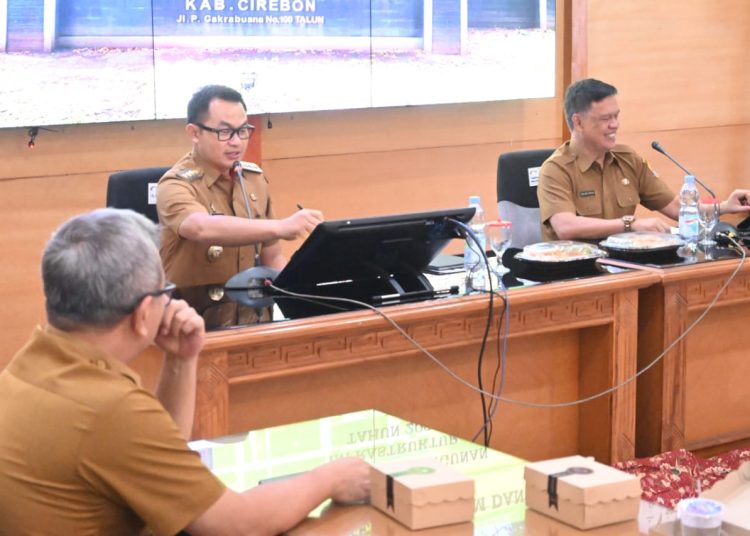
[636,254,750,457]
[286,503,647,535]
[190,269,660,464]
[189,409,671,536]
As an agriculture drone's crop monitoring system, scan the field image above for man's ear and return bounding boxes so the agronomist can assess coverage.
[186,123,200,143]
[571,112,583,131]
[131,297,153,338]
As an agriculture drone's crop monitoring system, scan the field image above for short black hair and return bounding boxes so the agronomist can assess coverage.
[187,85,247,124]
[563,78,617,130]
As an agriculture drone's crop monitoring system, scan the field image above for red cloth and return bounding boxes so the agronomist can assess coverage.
[613,448,750,509]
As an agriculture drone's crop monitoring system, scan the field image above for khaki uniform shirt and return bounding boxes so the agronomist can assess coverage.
[537,142,674,241]
[0,325,225,536]
[157,152,276,287]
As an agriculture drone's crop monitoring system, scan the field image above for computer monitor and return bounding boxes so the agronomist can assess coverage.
[270,207,474,313]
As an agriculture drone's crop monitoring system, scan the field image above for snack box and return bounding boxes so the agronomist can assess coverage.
[370,458,475,530]
[524,455,641,529]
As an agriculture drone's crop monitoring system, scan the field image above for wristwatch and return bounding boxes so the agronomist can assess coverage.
[622,215,636,232]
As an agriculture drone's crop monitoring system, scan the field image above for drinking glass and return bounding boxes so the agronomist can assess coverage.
[486,220,512,273]
[698,197,720,246]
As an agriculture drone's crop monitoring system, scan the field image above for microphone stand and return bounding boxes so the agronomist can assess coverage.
[233,161,261,267]
[651,141,716,198]
[225,161,279,304]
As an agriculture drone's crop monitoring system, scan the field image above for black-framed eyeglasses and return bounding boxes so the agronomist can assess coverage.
[120,282,177,313]
[194,122,254,141]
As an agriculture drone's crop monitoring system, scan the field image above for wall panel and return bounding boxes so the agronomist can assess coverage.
[588,1,750,133]
[2,0,750,376]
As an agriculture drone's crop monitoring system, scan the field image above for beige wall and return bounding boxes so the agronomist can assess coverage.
[1,0,749,368]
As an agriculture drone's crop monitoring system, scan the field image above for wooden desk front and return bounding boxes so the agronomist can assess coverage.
[636,255,750,457]
[191,270,659,464]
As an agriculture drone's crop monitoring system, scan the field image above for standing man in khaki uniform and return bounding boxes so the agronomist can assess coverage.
[537,78,750,242]
[158,85,323,287]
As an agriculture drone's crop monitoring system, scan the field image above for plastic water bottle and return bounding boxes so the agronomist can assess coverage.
[678,174,700,251]
[464,195,487,290]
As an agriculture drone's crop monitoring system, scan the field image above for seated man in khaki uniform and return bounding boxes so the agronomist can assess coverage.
[537,78,750,242]
[0,208,370,536]
[158,85,324,287]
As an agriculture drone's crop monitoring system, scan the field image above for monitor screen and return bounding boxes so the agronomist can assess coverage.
[272,207,474,310]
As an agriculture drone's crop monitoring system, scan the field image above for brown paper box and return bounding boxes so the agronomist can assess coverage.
[370,458,475,530]
[524,455,641,530]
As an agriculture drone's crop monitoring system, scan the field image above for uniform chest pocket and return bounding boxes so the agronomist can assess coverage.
[575,191,601,217]
[614,183,639,210]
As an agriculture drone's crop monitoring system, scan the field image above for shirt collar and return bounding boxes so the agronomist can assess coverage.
[190,152,227,189]
[42,325,142,386]
[563,140,614,173]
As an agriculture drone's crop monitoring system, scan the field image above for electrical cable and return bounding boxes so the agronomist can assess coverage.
[450,218,511,445]
[267,238,745,415]
[448,218,496,447]
[480,281,510,444]
[500,240,746,409]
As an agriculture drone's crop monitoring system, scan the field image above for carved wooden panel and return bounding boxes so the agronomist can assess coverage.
[638,263,750,456]
[193,351,229,440]
[225,293,617,380]
[197,271,659,455]
[685,272,750,309]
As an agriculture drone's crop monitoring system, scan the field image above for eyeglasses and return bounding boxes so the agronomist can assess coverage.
[120,282,177,313]
[194,122,254,141]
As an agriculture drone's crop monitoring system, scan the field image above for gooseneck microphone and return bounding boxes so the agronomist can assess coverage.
[232,160,261,267]
[225,161,279,293]
[651,141,716,198]
[232,160,254,226]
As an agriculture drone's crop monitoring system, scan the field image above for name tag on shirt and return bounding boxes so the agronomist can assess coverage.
[579,190,596,198]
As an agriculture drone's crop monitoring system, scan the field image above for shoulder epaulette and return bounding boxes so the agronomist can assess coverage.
[644,159,659,177]
[175,167,204,182]
[240,161,263,174]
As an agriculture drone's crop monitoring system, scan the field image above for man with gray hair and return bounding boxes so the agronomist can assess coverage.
[0,208,369,535]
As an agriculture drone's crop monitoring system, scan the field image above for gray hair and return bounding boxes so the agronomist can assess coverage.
[42,208,163,330]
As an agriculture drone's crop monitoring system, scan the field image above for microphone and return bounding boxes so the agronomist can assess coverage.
[232,160,254,220]
[651,141,716,198]
[224,161,279,291]
[232,160,259,266]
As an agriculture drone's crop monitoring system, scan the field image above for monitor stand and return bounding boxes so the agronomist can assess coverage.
[370,270,436,304]
[271,267,442,319]
[289,267,434,305]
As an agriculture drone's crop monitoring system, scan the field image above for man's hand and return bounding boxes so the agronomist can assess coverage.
[277,208,324,240]
[316,457,371,504]
[631,217,673,234]
[154,299,205,360]
[721,190,750,215]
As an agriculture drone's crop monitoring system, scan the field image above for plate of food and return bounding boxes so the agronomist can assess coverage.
[506,241,607,282]
[599,232,684,263]
[516,241,607,263]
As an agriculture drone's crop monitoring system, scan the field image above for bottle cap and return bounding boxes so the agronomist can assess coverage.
[469,195,481,204]
[486,220,512,228]
[677,498,725,529]
[685,174,696,183]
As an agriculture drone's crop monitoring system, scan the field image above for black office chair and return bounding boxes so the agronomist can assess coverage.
[106,166,170,223]
[496,148,554,248]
